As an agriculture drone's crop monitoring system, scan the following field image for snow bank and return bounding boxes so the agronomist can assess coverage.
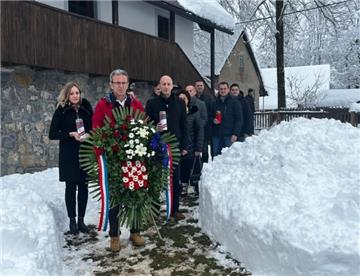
[1,169,67,275]
[200,118,360,275]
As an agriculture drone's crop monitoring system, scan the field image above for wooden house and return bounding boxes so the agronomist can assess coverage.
[0,0,235,175]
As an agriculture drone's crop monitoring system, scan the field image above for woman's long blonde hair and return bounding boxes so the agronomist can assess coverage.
[57,82,82,108]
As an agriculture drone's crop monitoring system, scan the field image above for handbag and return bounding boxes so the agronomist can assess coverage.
[189,156,202,182]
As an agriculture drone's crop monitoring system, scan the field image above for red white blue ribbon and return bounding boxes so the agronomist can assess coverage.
[96,152,110,231]
[165,144,173,220]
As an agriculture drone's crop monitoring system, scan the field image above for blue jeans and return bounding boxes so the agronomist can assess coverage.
[212,136,232,157]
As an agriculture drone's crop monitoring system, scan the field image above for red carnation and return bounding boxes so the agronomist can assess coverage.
[120,124,128,130]
[111,145,120,153]
[125,115,133,122]
[110,121,115,128]
[113,130,120,137]
[94,147,104,155]
[121,135,128,141]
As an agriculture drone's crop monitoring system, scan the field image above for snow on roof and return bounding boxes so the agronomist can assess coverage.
[260,64,331,109]
[215,28,242,74]
[177,0,235,31]
[317,89,360,108]
[193,28,242,76]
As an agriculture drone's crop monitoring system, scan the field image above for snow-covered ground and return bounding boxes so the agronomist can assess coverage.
[0,168,101,276]
[200,118,360,275]
[1,171,241,275]
[2,118,359,276]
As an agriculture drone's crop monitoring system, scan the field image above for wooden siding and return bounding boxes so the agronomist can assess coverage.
[1,1,205,87]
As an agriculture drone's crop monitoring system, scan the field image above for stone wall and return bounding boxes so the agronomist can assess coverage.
[1,65,113,176]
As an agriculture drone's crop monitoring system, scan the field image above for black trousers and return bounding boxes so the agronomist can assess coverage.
[108,205,140,237]
[180,157,192,183]
[65,181,88,219]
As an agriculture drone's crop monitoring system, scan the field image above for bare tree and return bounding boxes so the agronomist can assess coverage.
[216,0,359,90]
[286,73,326,108]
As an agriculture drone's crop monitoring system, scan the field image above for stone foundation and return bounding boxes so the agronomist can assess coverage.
[1,65,152,176]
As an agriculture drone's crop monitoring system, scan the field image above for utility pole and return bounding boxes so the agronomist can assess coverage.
[276,0,286,108]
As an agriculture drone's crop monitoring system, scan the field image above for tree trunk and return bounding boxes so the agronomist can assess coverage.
[276,0,286,108]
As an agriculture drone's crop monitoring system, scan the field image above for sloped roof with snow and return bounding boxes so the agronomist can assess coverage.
[176,0,235,31]
[149,0,235,33]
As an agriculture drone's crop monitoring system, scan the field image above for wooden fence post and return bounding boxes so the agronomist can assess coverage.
[350,112,357,127]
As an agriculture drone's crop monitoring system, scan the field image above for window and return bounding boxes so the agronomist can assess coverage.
[68,1,95,18]
[158,16,169,40]
[239,55,245,72]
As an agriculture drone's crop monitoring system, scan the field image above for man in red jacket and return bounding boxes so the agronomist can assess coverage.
[92,69,144,252]
[93,69,143,128]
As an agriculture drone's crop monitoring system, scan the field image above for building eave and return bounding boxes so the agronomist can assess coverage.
[146,1,234,34]
[241,31,267,96]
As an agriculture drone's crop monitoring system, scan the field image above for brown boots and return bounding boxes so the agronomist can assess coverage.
[110,233,145,252]
[110,237,121,252]
[174,212,186,221]
[129,233,145,247]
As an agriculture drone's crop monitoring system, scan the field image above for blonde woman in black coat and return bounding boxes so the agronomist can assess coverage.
[49,82,93,234]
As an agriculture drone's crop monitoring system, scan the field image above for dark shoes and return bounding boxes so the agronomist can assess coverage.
[77,217,89,233]
[69,217,89,235]
[69,218,78,235]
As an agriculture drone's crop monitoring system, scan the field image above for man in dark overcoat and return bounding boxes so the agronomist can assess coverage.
[145,75,188,221]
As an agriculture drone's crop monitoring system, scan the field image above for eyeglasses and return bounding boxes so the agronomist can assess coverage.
[111,81,128,86]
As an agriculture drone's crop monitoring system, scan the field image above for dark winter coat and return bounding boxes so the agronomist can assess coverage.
[49,99,93,182]
[211,95,243,137]
[197,93,214,138]
[245,95,255,113]
[184,105,204,156]
[145,94,188,151]
[190,97,208,127]
[235,95,254,136]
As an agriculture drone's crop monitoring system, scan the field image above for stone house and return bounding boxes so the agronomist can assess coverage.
[216,31,266,110]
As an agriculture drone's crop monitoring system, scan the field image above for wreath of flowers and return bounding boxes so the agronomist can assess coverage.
[79,107,180,230]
